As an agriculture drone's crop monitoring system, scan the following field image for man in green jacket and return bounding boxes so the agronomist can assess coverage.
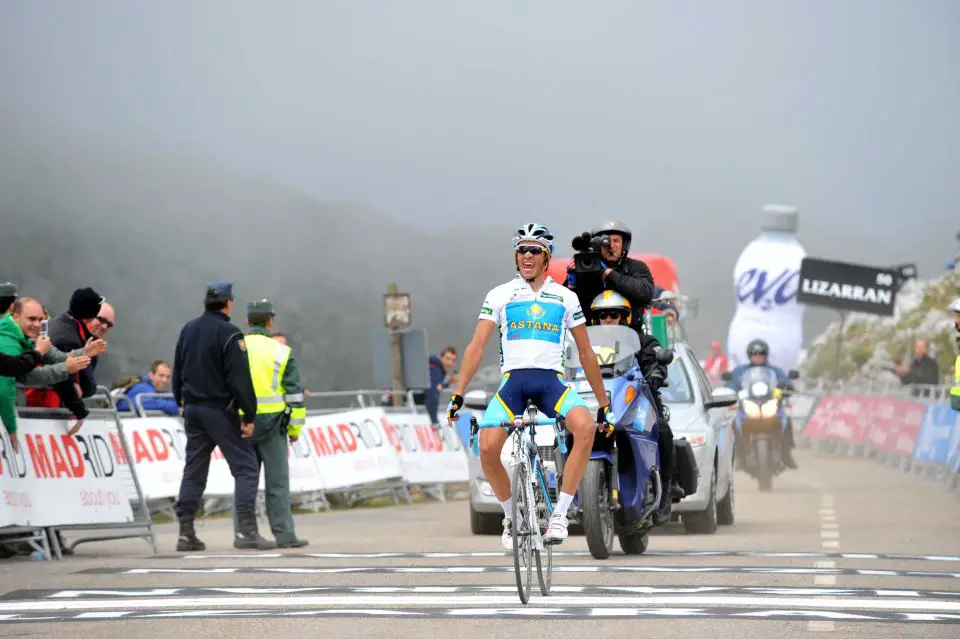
[0,293,97,452]
[233,299,309,548]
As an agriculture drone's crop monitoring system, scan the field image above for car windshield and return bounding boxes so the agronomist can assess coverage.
[661,357,694,405]
[564,325,642,373]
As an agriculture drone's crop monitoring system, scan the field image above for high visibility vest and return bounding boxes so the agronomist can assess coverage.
[243,333,306,434]
[951,355,960,411]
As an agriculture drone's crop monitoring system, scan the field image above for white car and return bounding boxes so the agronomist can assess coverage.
[663,341,736,534]
[466,341,735,536]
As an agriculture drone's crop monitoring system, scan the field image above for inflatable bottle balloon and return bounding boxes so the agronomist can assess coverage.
[726,205,806,371]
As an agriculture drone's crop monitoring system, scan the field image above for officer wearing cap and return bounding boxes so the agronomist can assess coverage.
[235,299,309,548]
[171,281,276,552]
[0,283,17,315]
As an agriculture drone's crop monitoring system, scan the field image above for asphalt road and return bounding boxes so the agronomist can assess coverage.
[1,447,959,638]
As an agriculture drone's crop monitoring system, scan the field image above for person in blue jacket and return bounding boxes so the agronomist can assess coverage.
[425,347,457,425]
[116,360,180,416]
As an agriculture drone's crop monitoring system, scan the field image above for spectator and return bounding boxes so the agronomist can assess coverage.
[18,299,97,409]
[47,287,108,434]
[895,339,941,398]
[116,360,179,416]
[703,341,730,384]
[425,346,457,425]
[89,302,115,340]
[272,332,287,345]
[0,294,94,453]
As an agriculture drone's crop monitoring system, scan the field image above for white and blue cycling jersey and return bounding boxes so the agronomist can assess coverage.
[478,275,588,422]
[479,275,586,374]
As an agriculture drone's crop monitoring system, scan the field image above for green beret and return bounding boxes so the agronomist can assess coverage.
[247,299,274,316]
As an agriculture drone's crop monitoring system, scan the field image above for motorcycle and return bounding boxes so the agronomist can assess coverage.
[553,324,699,559]
[721,366,799,491]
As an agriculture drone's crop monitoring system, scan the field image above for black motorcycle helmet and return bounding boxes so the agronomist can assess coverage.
[746,339,769,359]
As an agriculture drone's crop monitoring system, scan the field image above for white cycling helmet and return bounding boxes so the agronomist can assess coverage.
[950,297,960,313]
[512,223,555,255]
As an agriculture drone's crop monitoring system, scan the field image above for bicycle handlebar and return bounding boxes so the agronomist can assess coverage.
[473,417,557,429]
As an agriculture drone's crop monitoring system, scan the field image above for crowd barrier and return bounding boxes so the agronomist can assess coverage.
[1,388,469,560]
[795,380,960,494]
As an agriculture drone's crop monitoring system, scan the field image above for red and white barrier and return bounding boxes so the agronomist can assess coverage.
[0,418,134,527]
[801,394,925,458]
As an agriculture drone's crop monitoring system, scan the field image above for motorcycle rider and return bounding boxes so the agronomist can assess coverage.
[590,290,679,524]
[566,220,656,329]
[725,338,798,469]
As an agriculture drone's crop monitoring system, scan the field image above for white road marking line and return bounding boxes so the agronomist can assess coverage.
[166,551,960,561]
[810,494,839,633]
[1,595,959,613]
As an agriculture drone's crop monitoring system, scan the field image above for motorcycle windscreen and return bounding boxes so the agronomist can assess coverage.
[741,366,780,399]
[564,324,642,379]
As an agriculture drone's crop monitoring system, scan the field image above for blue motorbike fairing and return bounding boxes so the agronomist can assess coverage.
[572,365,661,520]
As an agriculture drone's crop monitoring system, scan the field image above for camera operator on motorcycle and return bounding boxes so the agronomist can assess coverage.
[565,220,656,324]
[725,338,799,469]
[447,223,613,550]
[590,290,680,524]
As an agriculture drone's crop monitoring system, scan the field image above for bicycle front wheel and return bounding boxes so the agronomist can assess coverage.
[511,461,533,604]
[533,463,553,596]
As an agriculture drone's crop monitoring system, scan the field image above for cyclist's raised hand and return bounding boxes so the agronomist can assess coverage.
[447,394,464,424]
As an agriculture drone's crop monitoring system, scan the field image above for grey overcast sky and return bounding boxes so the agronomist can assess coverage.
[1,0,958,349]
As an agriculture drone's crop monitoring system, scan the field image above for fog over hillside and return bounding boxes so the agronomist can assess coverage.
[1,1,957,390]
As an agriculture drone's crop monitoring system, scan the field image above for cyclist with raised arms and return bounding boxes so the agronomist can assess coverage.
[448,223,613,548]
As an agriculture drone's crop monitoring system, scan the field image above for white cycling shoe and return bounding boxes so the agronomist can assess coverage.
[501,518,513,551]
[543,512,569,544]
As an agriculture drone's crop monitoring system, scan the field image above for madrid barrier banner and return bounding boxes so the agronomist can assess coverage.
[0,407,468,529]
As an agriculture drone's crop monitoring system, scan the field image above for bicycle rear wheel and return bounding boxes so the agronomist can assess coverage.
[511,461,533,604]
[533,463,553,596]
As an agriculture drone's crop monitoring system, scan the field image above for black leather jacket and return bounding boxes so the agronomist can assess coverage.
[567,255,656,330]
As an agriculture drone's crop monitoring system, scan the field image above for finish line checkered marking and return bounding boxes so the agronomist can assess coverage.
[156,550,960,562]
[73,565,960,579]
[0,608,958,624]
[0,593,958,615]
[4,585,959,600]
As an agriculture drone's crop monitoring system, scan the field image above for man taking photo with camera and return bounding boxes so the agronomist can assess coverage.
[565,220,682,524]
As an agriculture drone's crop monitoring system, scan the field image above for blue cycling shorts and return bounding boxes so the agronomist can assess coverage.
[482,368,588,426]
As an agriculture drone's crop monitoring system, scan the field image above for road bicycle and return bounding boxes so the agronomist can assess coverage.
[469,399,567,604]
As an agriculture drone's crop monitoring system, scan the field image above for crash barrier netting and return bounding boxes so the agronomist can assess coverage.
[792,379,960,494]
[1,387,470,560]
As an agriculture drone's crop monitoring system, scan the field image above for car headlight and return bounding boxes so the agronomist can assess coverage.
[477,479,495,497]
[760,399,779,418]
[742,400,762,418]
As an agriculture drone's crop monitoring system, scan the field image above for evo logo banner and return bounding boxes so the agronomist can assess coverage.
[796,257,899,317]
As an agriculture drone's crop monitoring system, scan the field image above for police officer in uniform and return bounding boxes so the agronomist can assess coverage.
[172,281,275,551]
[234,299,309,548]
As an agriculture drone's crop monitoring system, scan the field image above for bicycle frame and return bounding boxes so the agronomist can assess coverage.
[469,405,561,602]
